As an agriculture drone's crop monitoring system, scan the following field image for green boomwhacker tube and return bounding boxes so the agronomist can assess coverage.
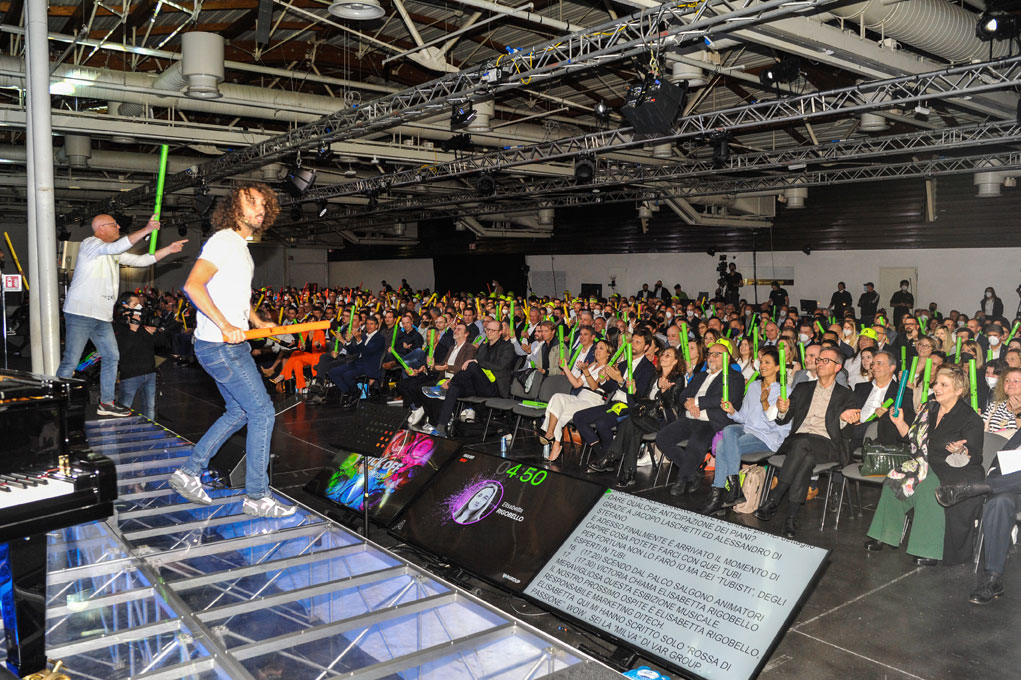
[148,144,170,255]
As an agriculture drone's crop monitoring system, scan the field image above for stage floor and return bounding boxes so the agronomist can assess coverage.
[1,415,615,680]
[145,360,1021,680]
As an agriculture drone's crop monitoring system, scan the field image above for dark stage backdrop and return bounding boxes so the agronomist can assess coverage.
[433,254,526,295]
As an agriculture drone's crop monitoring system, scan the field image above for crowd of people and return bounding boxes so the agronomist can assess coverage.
[47,195,1021,606]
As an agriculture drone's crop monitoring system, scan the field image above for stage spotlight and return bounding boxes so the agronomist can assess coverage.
[284,160,316,197]
[316,199,329,218]
[316,144,335,162]
[706,248,716,256]
[450,102,477,130]
[977,13,1019,41]
[711,133,730,169]
[194,184,215,216]
[802,245,812,256]
[440,133,473,153]
[593,100,611,124]
[573,156,595,184]
[290,205,302,222]
[759,56,801,89]
[477,172,496,196]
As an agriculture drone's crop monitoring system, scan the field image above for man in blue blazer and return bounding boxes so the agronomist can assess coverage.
[328,313,386,407]
[657,339,746,497]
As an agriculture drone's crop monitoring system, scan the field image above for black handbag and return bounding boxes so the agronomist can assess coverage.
[859,438,912,476]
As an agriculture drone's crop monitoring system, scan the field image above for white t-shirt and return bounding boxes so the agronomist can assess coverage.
[63,236,155,321]
[194,229,254,343]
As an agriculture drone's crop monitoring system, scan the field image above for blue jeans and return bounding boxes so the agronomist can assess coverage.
[57,313,120,404]
[181,340,274,499]
[119,372,156,420]
[713,424,770,487]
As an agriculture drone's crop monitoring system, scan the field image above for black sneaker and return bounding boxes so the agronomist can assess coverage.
[969,572,1005,605]
[97,402,132,417]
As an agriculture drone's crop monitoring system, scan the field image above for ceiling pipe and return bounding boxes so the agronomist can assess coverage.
[445,0,581,33]
[457,215,553,238]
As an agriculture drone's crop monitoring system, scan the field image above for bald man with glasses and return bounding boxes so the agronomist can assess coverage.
[57,213,186,416]
[433,321,515,437]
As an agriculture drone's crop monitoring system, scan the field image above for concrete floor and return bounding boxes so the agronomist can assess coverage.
[136,360,1020,679]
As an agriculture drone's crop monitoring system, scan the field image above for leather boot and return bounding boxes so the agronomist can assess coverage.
[721,474,746,508]
[699,486,726,516]
[754,489,783,522]
[935,481,992,508]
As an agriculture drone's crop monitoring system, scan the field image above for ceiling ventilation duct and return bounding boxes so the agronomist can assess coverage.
[466,100,495,133]
[180,32,225,99]
[859,112,888,131]
[538,208,554,227]
[783,185,808,208]
[63,135,91,168]
[667,52,708,88]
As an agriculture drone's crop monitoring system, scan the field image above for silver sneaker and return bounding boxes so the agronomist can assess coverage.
[169,469,212,505]
[242,496,297,518]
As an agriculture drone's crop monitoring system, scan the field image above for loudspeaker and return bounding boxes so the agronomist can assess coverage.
[621,75,686,136]
[208,395,301,488]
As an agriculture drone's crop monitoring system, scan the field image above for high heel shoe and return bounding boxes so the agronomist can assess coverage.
[547,443,562,462]
[538,434,553,446]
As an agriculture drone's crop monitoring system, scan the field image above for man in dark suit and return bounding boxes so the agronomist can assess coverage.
[328,313,386,407]
[847,349,912,451]
[434,319,516,437]
[656,339,746,497]
[755,346,859,537]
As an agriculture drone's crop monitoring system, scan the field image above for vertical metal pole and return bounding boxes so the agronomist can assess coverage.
[24,89,43,373]
[26,0,61,375]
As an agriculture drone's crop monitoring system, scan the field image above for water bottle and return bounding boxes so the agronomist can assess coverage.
[501,433,513,454]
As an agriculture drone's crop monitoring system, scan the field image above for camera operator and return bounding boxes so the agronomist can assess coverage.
[114,292,168,420]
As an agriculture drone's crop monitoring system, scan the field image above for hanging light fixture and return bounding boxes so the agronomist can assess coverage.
[328,0,385,21]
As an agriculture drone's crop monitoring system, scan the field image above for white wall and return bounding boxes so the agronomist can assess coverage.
[526,248,1021,316]
[328,258,434,291]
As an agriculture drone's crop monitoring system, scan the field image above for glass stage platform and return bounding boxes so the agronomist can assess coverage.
[4,416,613,680]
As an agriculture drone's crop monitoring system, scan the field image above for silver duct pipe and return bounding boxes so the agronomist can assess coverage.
[116,62,189,117]
[25,0,59,374]
[825,0,1009,63]
[118,32,224,116]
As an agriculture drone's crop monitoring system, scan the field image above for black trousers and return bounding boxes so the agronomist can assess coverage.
[981,469,1021,575]
[574,404,618,455]
[437,363,500,429]
[607,413,662,474]
[396,372,440,409]
[656,417,718,483]
[774,433,840,514]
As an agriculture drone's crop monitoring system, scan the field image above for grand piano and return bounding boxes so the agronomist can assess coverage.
[0,370,117,677]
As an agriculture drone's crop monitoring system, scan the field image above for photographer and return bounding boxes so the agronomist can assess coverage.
[114,292,168,420]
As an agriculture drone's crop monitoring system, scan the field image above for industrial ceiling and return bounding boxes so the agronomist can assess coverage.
[0,0,1019,246]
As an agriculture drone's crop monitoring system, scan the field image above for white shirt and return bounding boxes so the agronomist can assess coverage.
[194,229,254,343]
[445,341,466,378]
[688,370,720,422]
[63,236,155,321]
[860,380,891,422]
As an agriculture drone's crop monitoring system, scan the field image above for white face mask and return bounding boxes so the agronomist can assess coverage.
[843,328,853,337]
[133,304,142,310]
[990,336,1001,347]
[798,333,811,344]
[901,285,908,292]
[986,292,994,298]
[686,310,694,317]
[987,376,999,389]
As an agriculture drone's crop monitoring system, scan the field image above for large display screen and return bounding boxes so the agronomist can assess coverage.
[304,429,461,526]
[390,450,605,592]
[524,491,829,680]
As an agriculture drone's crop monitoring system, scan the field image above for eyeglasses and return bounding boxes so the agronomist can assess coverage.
[707,351,724,357]
[485,327,500,333]
[95,222,118,229]
[815,357,838,365]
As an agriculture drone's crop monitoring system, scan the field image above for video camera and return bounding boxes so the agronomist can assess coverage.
[117,297,163,330]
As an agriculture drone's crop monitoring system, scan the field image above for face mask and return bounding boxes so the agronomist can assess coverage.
[958,320,966,327]
[686,310,694,317]
[864,287,868,292]
[990,336,1001,347]
[901,285,908,292]
[987,376,999,389]
[986,292,994,298]
[133,304,142,310]
[798,333,811,344]
[843,328,852,337]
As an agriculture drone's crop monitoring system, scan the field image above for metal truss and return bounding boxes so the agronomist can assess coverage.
[307,150,1021,232]
[109,0,839,210]
[294,57,1021,206]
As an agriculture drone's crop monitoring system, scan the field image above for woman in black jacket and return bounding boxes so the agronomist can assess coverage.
[588,346,687,487]
[981,287,1004,320]
[864,364,984,566]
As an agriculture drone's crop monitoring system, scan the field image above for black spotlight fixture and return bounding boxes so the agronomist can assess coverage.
[284,155,316,197]
[977,13,1019,41]
[706,248,716,256]
[593,100,611,124]
[194,184,215,217]
[290,205,302,222]
[316,144,335,162]
[450,102,477,130]
[439,133,473,153]
[177,223,188,237]
[710,132,730,169]
[802,245,812,256]
[477,172,496,196]
[316,199,329,218]
[573,155,596,184]
[758,55,801,89]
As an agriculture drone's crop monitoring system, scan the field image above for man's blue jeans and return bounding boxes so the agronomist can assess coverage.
[181,340,274,499]
[713,424,770,487]
[119,372,156,420]
[57,313,119,404]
